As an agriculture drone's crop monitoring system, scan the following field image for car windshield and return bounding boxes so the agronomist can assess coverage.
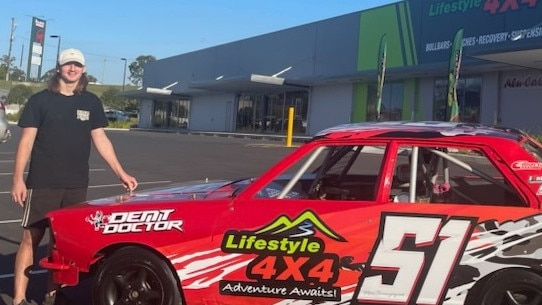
[256,144,386,200]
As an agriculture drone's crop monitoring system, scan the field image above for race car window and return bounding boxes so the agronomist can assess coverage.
[521,138,542,162]
[255,144,386,200]
[391,145,526,207]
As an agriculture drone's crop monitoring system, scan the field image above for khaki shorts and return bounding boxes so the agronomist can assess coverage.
[21,188,87,228]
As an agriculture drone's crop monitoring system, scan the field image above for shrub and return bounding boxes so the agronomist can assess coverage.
[7,85,33,106]
[107,118,137,129]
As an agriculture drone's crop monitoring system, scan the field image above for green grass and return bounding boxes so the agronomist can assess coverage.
[8,113,138,129]
[0,80,136,97]
[1,80,138,129]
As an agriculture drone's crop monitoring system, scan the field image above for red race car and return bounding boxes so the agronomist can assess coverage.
[41,121,542,305]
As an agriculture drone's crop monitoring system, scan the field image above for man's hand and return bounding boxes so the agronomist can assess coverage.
[119,173,138,193]
[11,180,27,207]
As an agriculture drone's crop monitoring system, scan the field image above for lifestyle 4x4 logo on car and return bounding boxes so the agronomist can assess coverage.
[219,210,346,302]
[85,209,184,234]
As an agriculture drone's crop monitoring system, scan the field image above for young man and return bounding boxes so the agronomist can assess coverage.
[11,48,138,305]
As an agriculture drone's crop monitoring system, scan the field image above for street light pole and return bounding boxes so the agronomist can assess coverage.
[6,18,15,81]
[49,34,61,65]
[121,58,127,91]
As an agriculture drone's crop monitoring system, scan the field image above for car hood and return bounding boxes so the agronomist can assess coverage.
[88,178,253,206]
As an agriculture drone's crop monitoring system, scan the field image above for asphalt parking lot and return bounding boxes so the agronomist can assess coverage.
[0,125,298,305]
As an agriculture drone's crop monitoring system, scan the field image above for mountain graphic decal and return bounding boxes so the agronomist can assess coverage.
[254,210,346,242]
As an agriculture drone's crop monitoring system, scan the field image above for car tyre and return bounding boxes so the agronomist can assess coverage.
[92,247,182,305]
[466,269,542,305]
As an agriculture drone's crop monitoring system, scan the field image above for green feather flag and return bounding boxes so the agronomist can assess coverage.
[376,34,387,120]
[447,28,463,122]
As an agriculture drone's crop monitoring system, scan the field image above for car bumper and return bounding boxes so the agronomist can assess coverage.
[39,250,80,286]
[0,128,10,143]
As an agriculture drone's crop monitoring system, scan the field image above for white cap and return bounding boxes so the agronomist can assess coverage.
[58,48,85,66]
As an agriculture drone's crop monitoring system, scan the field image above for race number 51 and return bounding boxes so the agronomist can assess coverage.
[354,213,477,305]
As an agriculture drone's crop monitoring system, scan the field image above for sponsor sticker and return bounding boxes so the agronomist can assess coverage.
[511,160,542,170]
[85,209,183,234]
[528,176,542,183]
[219,210,346,302]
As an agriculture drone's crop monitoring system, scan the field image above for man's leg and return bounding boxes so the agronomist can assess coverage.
[13,226,45,305]
[43,188,87,304]
[44,229,60,304]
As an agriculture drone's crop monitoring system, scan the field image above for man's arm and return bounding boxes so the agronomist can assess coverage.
[11,127,37,206]
[91,128,138,191]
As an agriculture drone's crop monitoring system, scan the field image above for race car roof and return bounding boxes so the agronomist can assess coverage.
[314,121,525,143]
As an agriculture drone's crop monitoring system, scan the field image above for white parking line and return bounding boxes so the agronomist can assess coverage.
[0,180,173,229]
[0,180,172,195]
[0,168,107,176]
[88,180,171,189]
[0,219,21,224]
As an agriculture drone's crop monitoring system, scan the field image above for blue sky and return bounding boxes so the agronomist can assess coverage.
[1,0,396,85]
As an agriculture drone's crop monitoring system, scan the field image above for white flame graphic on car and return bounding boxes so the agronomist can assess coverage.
[168,213,542,305]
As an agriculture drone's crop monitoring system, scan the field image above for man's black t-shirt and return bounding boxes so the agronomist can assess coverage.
[18,89,108,188]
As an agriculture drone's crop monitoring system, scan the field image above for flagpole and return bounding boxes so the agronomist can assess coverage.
[447,28,463,122]
[376,34,387,121]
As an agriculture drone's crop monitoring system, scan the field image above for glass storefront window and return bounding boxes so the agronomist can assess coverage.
[433,77,481,122]
[236,91,308,135]
[366,82,404,121]
[153,99,190,129]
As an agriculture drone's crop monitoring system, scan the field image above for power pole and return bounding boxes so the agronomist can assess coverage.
[20,43,24,67]
[102,58,106,84]
[5,17,15,81]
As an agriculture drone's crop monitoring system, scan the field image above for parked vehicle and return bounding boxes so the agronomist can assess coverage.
[41,121,542,305]
[0,101,11,143]
[104,109,130,121]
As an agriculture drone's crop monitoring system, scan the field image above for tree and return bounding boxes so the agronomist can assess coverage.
[7,84,33,106]
[1,54,25,80]
[40,69,56,83]
[100,86,135,110]
[128,55,156,86]
[11,66,25,81]
[87,74,98,83]
[40,68,98,84]
[0,55,15,79]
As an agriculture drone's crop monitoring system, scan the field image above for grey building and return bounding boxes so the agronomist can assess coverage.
[123,0,542,135]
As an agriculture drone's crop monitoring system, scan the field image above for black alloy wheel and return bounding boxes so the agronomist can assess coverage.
[467,269,542,305]
[92,247,181,305]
